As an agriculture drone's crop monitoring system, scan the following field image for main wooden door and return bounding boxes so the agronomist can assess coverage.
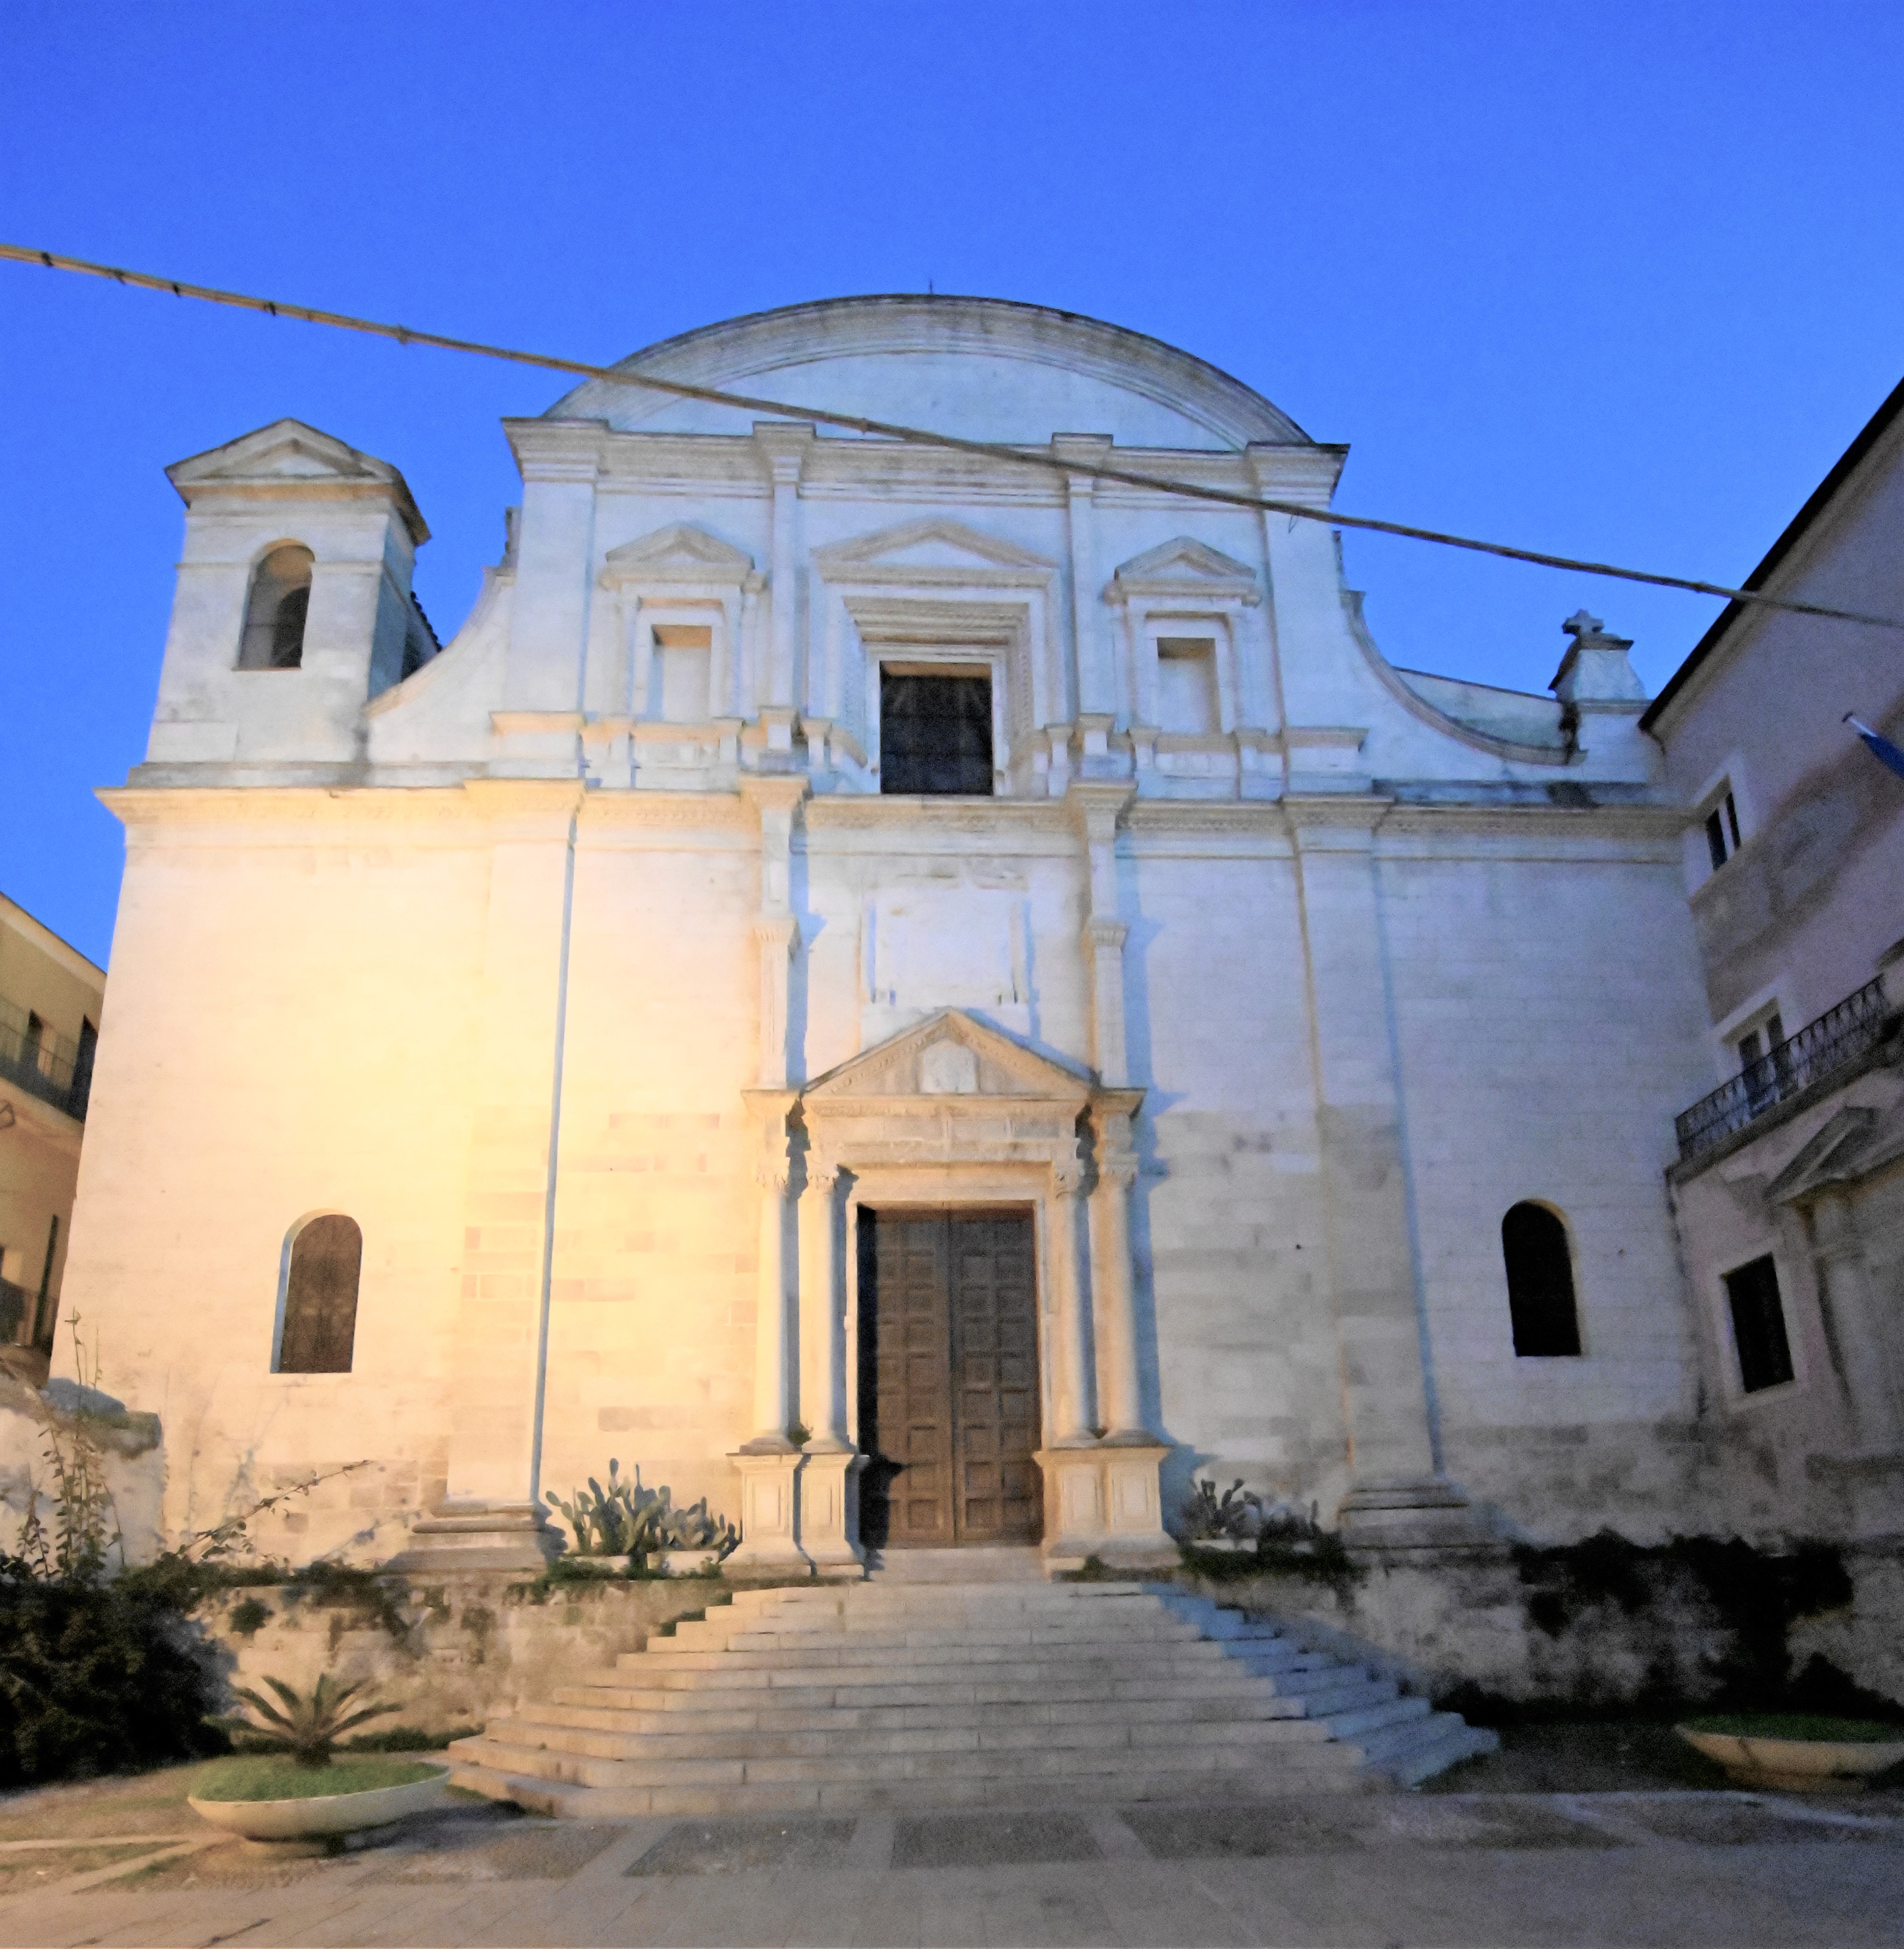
[858,1207,1042,1548]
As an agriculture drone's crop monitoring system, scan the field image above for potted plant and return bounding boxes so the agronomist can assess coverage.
[1676,1713,1904,1792]
[189,1674,448,1847]
[659,1493,741,1576]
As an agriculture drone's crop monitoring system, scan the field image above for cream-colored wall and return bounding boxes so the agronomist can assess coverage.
[60,800,488,1558]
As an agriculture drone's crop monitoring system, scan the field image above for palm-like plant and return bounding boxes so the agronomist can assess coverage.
[224,1673,399,1768]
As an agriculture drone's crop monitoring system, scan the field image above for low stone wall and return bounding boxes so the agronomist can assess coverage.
[1175,1538,1904,1714]
[189,1572,758,1736]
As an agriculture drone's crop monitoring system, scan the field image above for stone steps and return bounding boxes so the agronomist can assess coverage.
[477,1709,1333,1764]
[454,1762,1349,1819]
[556,1672,1305,1715]
[448,1573,1498,1816]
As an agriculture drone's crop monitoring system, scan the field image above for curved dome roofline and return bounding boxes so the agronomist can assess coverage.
[545,294,1312,449]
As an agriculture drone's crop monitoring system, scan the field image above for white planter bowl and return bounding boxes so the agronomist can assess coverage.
[189,1764,450,1841]
[1676,1726,1904,1792]
[660,1548,721,1576]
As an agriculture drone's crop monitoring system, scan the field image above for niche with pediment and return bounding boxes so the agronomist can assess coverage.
[1104,538,1272,785]
[597,524,759,726]
[809,518,1060,793]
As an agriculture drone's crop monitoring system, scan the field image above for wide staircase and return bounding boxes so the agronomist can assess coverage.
[449,1562,1495,1818]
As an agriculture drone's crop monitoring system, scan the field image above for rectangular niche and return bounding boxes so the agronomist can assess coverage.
[651,624,713,723]
[1154,637,1220,736]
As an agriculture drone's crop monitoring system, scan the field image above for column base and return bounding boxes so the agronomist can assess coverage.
[386,1501,559,1573]
[726,1449,810,1573]
[1035,1441,1176,1571]
[797,1447,867,1572]
[1335,1475,1484,1551]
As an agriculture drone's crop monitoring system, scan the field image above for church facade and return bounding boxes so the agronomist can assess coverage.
[62,297,1726,1572]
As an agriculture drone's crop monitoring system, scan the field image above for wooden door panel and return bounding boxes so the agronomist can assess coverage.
[949,1211,1042,1545]
[860,1207,1041,1549]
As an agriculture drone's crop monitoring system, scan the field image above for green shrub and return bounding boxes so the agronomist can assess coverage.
[0,1559,227,1787]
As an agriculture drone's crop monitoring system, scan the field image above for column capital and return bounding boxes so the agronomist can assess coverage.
[805,1156,841,1195]
[752,913,799,955]
[740,774,812,823]
[1084,916,1129,954]
[752,420,817,480]
[1065,779,1135,842]
[1052,1155,1085,1198]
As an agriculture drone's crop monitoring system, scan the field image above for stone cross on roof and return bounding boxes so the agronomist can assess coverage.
[1562,609,1606,641]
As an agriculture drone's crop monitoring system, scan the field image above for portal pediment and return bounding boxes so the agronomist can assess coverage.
[1105,536,1260,604]
[804,1010,1092,1112]
[600,523,755,586]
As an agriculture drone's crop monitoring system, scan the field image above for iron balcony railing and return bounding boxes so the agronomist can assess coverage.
[1675,974,1893,1164]
[0,997,91,1121]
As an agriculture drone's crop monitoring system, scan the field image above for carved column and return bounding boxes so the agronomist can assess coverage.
[1812,1190,1903,1452]
[796,1155,864,1568]
[1049,1157,1094,1443]
[1088,1099,1146,1439]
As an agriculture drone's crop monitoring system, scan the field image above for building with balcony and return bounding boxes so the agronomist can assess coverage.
[1647,372,1904,1540]
[0,891,104,1381]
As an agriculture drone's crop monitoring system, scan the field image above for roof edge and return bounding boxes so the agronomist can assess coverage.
[1641,370,1904,732]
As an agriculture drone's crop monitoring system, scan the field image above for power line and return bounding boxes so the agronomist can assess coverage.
[5,240,1901,636]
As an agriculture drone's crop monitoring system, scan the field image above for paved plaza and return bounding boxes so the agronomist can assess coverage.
[2,1776,1903,1947]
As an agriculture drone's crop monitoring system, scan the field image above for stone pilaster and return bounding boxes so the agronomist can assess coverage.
[1289,804,1474,1546]
[753,422,814,745]
[396,780,577,1572]
[1811,1190,1903,1452]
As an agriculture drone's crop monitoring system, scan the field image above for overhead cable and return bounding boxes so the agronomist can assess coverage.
[4,240,1899,635]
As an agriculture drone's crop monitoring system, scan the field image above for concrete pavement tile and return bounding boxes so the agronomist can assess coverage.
[846,1873,923,1948]
[629,1817,856,1877]
[914,1876,993,1949]
[843,1813,896,1873]
[973,1874,1118,1947]
[1082,1809,1149,1861]
[364,1822,621,1883]
[892,1811,1099,1869]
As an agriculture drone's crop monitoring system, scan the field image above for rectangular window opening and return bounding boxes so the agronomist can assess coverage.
[1724,1254,1795,1394]
[1705,790,1742,872]
[1155,637,1220,736]
[879,667,994,796]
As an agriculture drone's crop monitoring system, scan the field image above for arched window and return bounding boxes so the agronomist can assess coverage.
[1501,1202,1581,1357]
[240,545,314,670]
[276,1215,361,1373]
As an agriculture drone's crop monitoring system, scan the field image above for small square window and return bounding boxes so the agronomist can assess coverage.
[879,669,993,796]
[1724,1254,1794,1394]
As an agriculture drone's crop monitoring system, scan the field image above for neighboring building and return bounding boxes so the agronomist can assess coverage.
[1646,374,1904,1541]
[59,297,1733,1572]
[0,893,104,1377]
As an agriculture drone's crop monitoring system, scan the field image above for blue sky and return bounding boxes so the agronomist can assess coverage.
[3,1,1901,966]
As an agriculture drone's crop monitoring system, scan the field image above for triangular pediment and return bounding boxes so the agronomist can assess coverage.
[1106,536,1260,602]
[804,1009,1092,1108]
[166,419,427,540]
[813,518,1055,583]
[600,523,754,585]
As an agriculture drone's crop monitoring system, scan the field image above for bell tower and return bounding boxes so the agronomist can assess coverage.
[146,419,432,774]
